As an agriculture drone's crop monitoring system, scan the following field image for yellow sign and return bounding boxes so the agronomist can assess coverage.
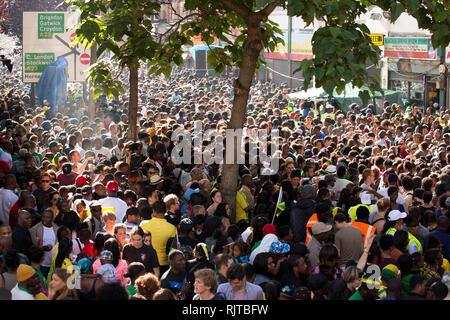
[369,34,384,46]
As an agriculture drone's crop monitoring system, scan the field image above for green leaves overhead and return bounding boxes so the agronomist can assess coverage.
[297,22,382,105]
[390,1,405,22]
[86,61,124,99]
[70,0,449,108]
[69,0,161,88]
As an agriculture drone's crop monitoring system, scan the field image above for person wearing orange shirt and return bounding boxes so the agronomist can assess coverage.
[305,201,332,245]
[351,206,376,248]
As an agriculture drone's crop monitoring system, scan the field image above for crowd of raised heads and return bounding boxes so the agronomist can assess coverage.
[0,51,449,300]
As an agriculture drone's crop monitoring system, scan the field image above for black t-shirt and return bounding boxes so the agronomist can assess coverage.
[129,154,147,170]
[33,186,57,213]
[160,269,188,296]
[122,243,159,273]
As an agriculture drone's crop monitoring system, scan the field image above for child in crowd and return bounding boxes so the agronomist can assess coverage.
[232,241,249,264]
[96,250,117,284]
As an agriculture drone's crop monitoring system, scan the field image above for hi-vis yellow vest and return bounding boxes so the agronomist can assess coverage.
[321,112,335,121]
[386,227,422,254]
[348,204,375,222]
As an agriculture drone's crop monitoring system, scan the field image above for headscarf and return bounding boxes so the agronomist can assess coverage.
[77,258,93,274]
[194,243,211,262]
[249,233,278,264]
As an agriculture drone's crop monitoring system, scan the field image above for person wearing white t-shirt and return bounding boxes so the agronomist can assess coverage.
[378,172,404,205]
[29,209,58,277]
[333,165,352,201]
[360,168,383,204]
[0,174,18,225]
[11,264,41,300]
[93,137,112,160]
[99,181,128,224]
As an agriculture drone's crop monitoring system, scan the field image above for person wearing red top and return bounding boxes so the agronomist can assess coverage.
[81,241,95,258]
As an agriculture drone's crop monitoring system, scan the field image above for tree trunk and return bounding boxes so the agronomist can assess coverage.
[220,16,262,224]
[127,64,139,142]
[88,44,97,122]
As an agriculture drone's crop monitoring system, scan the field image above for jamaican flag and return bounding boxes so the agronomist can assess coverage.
[287,102,294,113]
[272,186,285,224]
[276,202,286,217]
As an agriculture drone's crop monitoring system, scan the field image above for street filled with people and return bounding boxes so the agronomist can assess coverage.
[0,41,450,301]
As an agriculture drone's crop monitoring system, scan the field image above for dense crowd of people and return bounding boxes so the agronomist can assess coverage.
[0,43,449,301]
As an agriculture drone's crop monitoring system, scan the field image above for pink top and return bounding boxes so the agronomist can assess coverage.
[93,258,128,286]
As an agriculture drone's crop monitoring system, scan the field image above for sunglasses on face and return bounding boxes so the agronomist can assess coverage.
[41,180,50,183]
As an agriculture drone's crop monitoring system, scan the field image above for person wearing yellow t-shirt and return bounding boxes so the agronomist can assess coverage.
[47,238,73,285]
[235,190,249,224]
[140,200,176,275]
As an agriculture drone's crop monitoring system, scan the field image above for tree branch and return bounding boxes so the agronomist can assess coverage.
[216,0,251,19]
[153,12,198,44]
[257,0,281,20]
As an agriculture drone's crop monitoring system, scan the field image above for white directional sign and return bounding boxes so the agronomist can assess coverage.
[22,11,90,83]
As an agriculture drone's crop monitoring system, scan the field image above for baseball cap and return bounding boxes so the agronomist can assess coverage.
[99,250,113,261]
[75,175,88,186]
[17,264,36,282]
[179,217,195,233]
[311,222,332,235]
[387,210,407,221]
[106,180,119,191]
